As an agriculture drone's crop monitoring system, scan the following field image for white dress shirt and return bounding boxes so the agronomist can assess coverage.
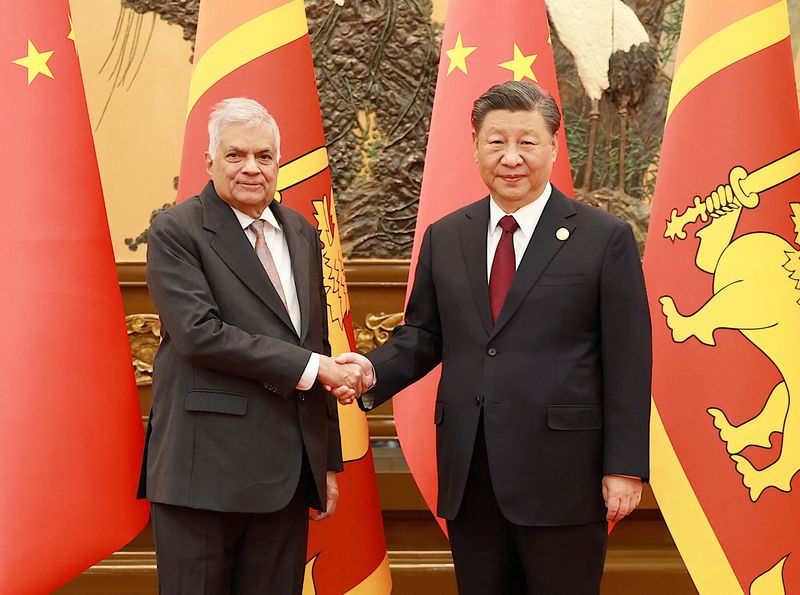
[487,182,552,280]
[230,205,318,390]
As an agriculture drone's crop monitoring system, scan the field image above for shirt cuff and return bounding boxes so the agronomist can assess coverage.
[296,352,319,390]
[359,363,377,409]
[366,361,377,391]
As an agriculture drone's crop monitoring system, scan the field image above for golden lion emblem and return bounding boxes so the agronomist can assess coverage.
[658,152,800,503]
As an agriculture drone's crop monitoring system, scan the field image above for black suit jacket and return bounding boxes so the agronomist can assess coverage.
[364,188,651,526]
[139,182,342,513]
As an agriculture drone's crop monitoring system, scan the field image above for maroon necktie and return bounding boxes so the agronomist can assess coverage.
[489,215,519,323]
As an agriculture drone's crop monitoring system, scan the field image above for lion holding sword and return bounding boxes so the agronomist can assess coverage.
[658,150,800,502]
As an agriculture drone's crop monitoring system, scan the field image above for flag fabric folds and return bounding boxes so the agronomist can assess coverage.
[176,1,390,593]
[643,0,800,592]
[0,1,149,592]
[392,0,574,534]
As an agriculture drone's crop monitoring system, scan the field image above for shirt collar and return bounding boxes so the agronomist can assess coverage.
[229,203,282,232]
[488,182,552,239]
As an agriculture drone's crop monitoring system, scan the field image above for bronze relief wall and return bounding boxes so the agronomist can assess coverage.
[117,0,693,259]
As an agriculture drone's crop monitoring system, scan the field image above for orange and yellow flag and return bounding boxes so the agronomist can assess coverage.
[175,1,390,593]
[643,1,800,592]
[0,0,149,592]
[392,0,573,534]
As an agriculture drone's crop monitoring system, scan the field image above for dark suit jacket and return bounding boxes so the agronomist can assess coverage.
[138,181,342,513]
[363,188,651,526]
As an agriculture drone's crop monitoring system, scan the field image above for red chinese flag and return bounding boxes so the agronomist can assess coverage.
[0,1,149,592]
[175,1,390,592]
[393,0,573,534]
[643,0,800,592]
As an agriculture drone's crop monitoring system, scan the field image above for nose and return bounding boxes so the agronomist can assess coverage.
[500,146,523,166]
[242,153,259,173]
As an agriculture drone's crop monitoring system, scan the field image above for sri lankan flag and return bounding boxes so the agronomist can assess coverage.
[175,1,390,593]
[392,0,573,535]
[643,0,800,592]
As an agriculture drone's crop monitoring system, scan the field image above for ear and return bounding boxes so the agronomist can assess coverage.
[471,128,479,161]
[551,134,559,162]
[204,152,213,175]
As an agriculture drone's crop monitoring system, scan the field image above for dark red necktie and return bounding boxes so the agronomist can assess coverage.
[489,215,519,322]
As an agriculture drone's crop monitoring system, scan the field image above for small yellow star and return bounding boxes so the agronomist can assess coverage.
[499,43,538,82]
[445,33,477,76]
[68,14,76,42]
[12,40,55,85]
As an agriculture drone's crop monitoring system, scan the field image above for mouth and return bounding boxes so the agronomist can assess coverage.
[500,175,524,183]
[237,181,263,191]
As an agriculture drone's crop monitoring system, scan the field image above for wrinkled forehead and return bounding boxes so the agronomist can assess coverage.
[474,108,547,135]
[216,122,276,150]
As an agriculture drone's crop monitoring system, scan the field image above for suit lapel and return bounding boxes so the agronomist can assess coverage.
[200,183,297,335]
[272,202,312,342]
[458,198,493,335]
[490,188,577,339]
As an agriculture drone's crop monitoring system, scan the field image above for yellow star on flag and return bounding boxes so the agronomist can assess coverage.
[499,43,538,82]
[12,40,55,85]
[68,14,76,42]
[445,33,477,76]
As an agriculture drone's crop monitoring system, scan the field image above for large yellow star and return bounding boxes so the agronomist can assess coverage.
[12,40,55,85]
[68,14,76,42]
[499,43,538,82]
[445,33,477,76]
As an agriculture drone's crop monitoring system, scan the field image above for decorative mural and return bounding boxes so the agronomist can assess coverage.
[71,0,800,260]
[306,0,441,258]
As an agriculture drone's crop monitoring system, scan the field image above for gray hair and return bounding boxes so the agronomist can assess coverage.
[471,81,561,136]
[207,97,281,161]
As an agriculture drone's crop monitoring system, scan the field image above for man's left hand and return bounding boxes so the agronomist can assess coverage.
[310,471,339,521]
[602,475,642,523]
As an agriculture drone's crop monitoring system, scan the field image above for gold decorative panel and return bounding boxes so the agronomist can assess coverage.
[126,314,161,387]
[354,312,404,353]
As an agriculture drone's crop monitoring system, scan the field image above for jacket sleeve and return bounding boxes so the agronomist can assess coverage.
[362,225,444,410]
[147,209,312,397]
[599,221,652,480]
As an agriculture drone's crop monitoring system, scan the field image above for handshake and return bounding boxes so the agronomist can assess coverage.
[317,352,375,405]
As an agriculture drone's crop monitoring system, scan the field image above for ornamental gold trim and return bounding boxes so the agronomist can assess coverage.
[126,314,161,386]
[354,312,403,353]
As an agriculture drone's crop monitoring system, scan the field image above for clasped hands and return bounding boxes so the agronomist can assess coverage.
[317,352,374,405]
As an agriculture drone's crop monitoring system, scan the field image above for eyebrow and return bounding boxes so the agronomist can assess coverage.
[482,131,541,140]
[225,145,273,154]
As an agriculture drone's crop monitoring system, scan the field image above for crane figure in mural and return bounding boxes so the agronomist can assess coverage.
[546,0,657,191]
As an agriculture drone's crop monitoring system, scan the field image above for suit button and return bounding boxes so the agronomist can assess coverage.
[487,347,497,356]
[298,392,306,402]
[474,396,482,407]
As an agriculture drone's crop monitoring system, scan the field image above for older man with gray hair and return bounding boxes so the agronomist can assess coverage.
[138,97,363,594]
